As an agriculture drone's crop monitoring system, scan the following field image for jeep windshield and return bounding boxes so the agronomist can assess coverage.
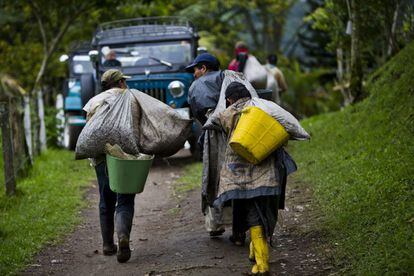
[72,55,94,74]
[100,41,192,68]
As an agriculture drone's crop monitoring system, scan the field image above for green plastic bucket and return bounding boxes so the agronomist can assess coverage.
[106,154,154,194]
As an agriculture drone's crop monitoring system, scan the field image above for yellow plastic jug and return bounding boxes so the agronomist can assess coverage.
[230,106,289,165]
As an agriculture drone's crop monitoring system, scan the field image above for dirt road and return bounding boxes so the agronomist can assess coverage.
[23,151,333,276]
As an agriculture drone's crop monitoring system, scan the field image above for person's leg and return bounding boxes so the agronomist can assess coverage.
[246,199,270,275]
[95,162,117,255]
[230,199,247,246]
[204,206,225,236]
[249,225,269,275]
[203,130,227,236]
[115,193,135,263]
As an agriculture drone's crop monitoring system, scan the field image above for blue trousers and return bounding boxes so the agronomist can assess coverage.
[95,161,135,241]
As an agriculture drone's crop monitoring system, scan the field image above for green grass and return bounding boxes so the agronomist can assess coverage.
[289,42,414,274]
[173,161,202,195]
[168,161,202,216]
[0,149,95,275]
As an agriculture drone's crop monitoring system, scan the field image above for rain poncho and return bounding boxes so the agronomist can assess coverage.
[214,98,297,208]
[187,71,223,125]
[215,97,297,238]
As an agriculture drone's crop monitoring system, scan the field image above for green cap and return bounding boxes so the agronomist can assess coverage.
[101,69,131,84]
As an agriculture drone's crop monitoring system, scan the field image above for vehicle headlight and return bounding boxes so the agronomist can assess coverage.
[68,78,76,89]
[168,81,185,98]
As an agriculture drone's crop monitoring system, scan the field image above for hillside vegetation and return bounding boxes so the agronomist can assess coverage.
[289,42,414,274]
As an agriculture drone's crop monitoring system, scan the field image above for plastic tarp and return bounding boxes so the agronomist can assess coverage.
[203,70,309,140]
[203,70,258,130]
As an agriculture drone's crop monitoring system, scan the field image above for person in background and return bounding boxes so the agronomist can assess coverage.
[228,42,268,92]
[228,41,249,72]
[103,50,122,67]
[197,46,208,55]
[265,54,288,93]
[185,53,229,238]
[83,69,134,263]
[216,82,297,275]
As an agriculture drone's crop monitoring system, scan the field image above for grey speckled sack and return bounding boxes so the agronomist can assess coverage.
[75,89,192,159]
[130,89,192,156]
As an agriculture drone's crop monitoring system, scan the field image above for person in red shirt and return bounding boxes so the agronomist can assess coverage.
[228,41,249,72]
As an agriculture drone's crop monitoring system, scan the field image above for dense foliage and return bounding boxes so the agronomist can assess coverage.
[282,61,341,117]
[307,0,414,102]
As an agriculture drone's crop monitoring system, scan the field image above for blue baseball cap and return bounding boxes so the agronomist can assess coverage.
[185,53,220,72]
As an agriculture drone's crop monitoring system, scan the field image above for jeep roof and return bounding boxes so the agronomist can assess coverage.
[92,16,198,46]
[68,41,91,55]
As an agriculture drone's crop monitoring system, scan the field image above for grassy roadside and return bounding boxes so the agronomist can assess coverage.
[168,161,202,215]
[289,42,414,274]
[0,149,95,275]
[173,161,202,195]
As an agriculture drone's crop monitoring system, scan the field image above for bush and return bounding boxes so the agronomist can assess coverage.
[281,60,342,118]
[44,105,63,148]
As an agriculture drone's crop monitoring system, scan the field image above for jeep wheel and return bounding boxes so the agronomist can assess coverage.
[63,115,83,150]
[80,73,95,106]
[189,136,202,161]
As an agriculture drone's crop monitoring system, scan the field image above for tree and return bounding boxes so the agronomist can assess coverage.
[349,0,363,102]
[307,0,414,105]
[26,0,115,153]
[178,0,295,62]
[297,0,336,69]
[0,0,120,164]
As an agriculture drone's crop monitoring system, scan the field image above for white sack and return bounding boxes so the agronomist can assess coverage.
[265,68,280,104]
[249,97,310,140]
[83,87,122,118]
[243,55,267,90]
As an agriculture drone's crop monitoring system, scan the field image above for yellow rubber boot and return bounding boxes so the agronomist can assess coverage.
[249,241,255,262]
[250,226,269,275]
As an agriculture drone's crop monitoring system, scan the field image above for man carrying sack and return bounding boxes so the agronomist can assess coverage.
[83,69,135,263]
[185,53,230,237]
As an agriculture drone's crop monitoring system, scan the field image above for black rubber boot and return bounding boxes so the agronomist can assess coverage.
[100,216,117,256]
[231,199,247,246]
[117,235,131,263]
[229,231,246,246]
[115,213,132,263]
